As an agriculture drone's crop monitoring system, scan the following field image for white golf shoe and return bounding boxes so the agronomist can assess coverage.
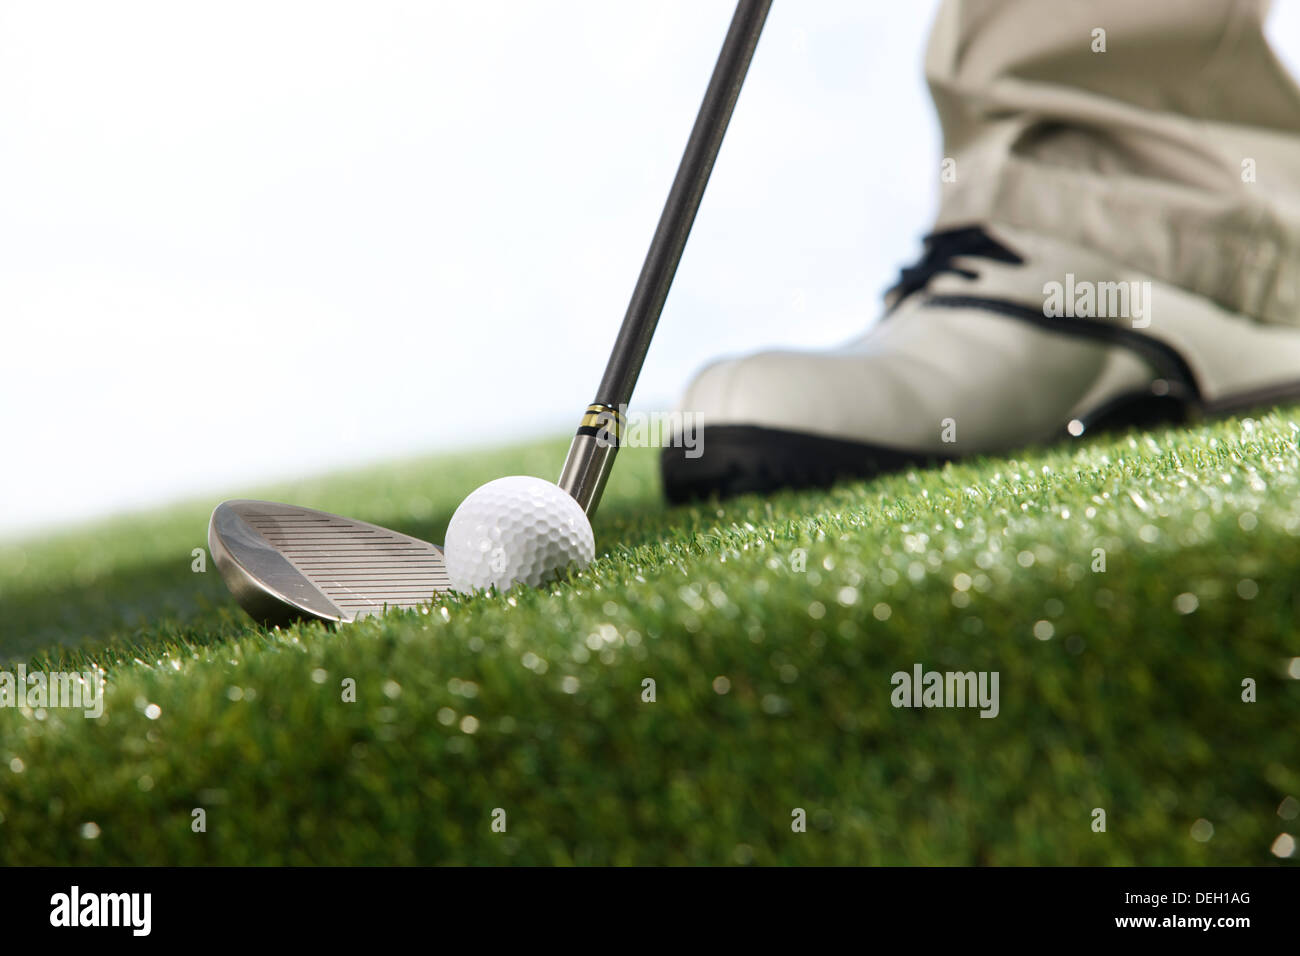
[662,224,1300,501]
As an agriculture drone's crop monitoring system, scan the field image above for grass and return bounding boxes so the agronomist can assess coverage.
[1,414,1299,865]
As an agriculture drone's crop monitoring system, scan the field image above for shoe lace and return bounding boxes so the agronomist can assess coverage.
[887,225,1024,304]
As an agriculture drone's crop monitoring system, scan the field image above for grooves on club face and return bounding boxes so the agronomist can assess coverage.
[208,500,450,626]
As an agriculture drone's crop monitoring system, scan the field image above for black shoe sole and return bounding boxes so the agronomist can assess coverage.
[658,394,1192,503]
[658,385,1300,503]
[659,425,950,504]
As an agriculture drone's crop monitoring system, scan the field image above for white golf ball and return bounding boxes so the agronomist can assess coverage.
[444,476,595,593]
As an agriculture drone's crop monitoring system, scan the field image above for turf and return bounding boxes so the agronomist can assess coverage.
[1,414,1298,865]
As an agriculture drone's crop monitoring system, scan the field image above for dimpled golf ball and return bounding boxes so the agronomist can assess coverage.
[444,475,595,593]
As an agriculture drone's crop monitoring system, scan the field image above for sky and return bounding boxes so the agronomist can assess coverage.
[2,1,1299,537]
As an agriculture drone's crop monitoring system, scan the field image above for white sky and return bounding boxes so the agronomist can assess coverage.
[2,1,1299,537]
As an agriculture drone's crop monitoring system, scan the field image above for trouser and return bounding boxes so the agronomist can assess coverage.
[926,0,1300,326]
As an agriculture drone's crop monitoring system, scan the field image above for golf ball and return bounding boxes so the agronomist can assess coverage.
[444,476,595,593]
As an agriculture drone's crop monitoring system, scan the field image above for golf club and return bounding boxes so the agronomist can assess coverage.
[209,0,771,625]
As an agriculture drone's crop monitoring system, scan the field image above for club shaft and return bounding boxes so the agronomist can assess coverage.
[559,0,771,515]
[596,0,770,408]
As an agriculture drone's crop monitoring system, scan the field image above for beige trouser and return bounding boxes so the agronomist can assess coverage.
[927,0,1300,326]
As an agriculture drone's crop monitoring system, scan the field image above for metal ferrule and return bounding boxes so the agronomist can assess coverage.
[558,404,622,516]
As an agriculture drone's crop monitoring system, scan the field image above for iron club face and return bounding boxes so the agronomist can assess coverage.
[208,500,451,625]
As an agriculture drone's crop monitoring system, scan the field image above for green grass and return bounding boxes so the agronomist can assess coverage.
[2,414,1299,865]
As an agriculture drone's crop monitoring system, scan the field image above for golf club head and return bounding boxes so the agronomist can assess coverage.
[208,499,450,625]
